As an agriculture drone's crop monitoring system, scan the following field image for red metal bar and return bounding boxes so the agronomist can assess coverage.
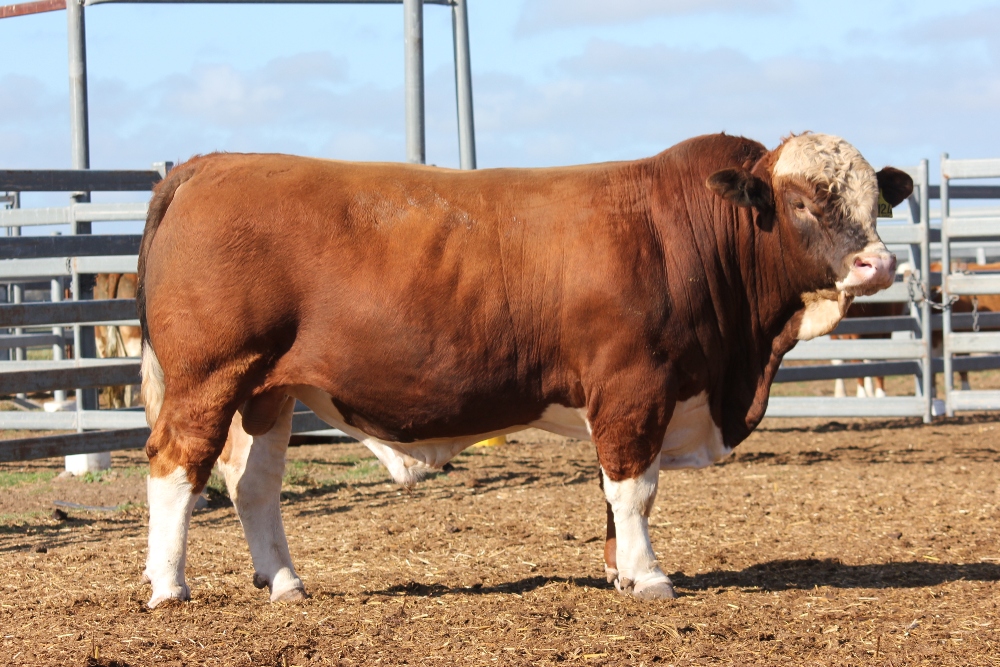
[0,0,66,19]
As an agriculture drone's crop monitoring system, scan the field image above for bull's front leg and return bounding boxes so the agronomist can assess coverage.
[600,461,676,599]
[216,396,306,602]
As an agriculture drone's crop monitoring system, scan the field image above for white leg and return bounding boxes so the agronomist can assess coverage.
[601,460,675,600]
[863,376,875,397]
[832,360,846,398]
[217,397,306,602]
[145,466,199,608]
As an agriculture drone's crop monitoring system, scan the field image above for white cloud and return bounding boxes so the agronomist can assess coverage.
[517,0,790,33]
[3,16,998,179]
[471,38,1000,169]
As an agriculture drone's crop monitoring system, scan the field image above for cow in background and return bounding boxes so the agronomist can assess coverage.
[831,300,908,398]
[94,273,142,408]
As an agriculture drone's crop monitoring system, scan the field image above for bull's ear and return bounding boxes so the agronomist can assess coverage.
[706,168,772,210]
[876,167,913,207]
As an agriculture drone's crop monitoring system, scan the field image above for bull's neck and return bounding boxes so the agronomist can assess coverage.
[741,208,812,341]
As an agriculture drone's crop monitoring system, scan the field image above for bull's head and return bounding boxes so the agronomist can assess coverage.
[706,133,913,339]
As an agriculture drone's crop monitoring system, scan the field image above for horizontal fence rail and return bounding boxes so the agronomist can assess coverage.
[0,299,137,327]
[0,168,165,192]
[0,408,346,462]
[0,358,140,394]
[0,234,141,260]
[0,202,147,227]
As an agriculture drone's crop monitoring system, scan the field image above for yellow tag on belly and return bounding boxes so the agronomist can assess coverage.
[877,190,893,218]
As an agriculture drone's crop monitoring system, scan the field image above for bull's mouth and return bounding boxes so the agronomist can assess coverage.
[836,246,897,297]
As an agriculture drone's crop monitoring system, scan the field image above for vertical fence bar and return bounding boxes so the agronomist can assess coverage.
[50,277,67,405]
[940,153,953,417]
[66,0,108,473]
[67,0,89,178]
[919,159,932,422]
[404,0,425,164]
[451,0,476,170]
[7,193,26,372]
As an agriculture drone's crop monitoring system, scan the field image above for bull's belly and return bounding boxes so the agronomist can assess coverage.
[658,392,731,469]
[288,386,730,484]
[289,385,530,486]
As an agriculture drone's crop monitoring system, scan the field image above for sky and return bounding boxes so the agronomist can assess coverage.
[0,0,998,194]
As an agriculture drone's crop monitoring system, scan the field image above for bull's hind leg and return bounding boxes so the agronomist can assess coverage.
[216,395,306,602]
[144,402,232,608]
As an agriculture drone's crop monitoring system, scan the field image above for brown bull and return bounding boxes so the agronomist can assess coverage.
[137,133,910,607]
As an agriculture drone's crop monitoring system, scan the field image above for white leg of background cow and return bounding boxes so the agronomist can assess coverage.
[144,466,200,607]
[217,396,306,602]
[832,360,846,398]
[601,460,675,599]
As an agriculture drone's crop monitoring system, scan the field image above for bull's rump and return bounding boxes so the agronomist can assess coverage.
[142,153,658,441]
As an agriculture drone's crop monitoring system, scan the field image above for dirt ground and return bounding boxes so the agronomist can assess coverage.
[2,414,1000,666]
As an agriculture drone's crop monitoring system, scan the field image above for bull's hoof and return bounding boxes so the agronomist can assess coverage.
[605,566,619,584]
[147,584,191,609]
[633,580,677,600]
[271,586,308,603]
[614,576,677,600]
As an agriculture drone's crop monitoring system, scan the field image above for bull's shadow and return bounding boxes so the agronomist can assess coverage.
[367,559,1000,599]
[672,558,1000,592]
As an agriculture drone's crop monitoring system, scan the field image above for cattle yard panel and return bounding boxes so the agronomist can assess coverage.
[940,156,1000,415]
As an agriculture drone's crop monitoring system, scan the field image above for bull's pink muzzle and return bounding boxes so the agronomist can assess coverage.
[843,248,896,295]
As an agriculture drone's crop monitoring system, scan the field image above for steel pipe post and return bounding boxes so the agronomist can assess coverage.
[941,153,954,416]
[404,0,425,164]
[66,0,106,473]
[67,0,90,184]
[451,0,475,169]
[919,159,933,422]
[50,277,67,404]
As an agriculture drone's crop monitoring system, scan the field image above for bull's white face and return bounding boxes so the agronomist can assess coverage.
[705,132,913,341]
[772,133,897,299]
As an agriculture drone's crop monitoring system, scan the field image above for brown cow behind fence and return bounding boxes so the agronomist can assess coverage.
[94,273,142,408]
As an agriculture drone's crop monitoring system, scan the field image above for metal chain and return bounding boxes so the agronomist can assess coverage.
[972,295,981,333]
[905,273,958,312]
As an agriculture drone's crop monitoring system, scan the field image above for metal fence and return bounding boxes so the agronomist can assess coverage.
[939,156,1000,415]
[3,160,1000,464]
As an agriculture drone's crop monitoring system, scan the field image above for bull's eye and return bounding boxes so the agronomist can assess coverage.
[794,201,806,211]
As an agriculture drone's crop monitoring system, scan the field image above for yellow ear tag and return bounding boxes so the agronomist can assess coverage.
[877,190,893,218]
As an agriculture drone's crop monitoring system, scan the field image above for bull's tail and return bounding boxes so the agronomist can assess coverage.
[140,344,166,428]
[136,159,200,345]
[137,157,203,427]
